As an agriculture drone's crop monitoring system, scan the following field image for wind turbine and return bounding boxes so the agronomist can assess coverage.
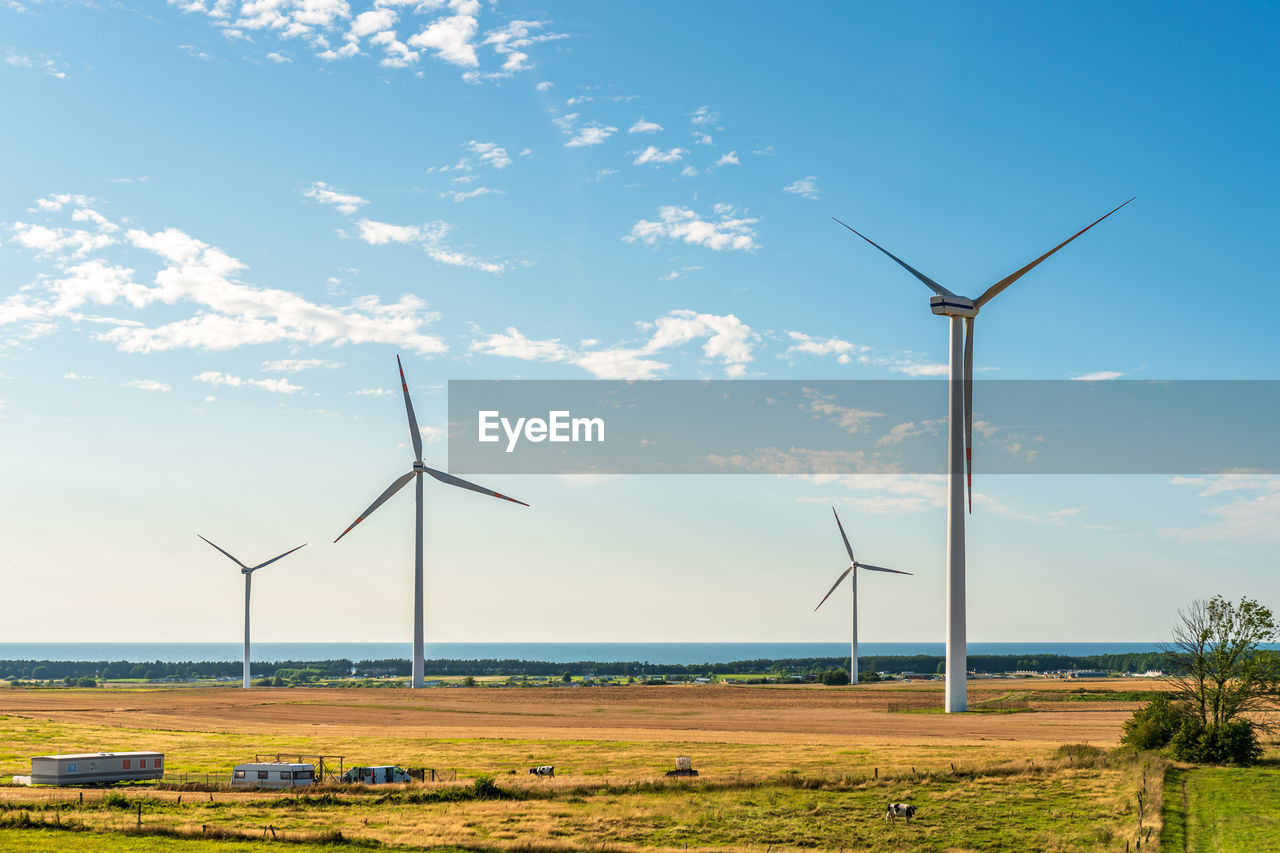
[198,535,306,689]
[834,198,1133,711]
[814,507,911,684]
[334,355,529,689]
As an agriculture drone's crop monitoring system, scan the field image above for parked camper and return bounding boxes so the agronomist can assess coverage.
[30,752,164,786]
[340,765,411,785]
[230,762,316,789]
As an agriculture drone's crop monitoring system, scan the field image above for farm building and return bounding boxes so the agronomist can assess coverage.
[231,762,316,789]
[340,765,411,784]
[30,752,164,785]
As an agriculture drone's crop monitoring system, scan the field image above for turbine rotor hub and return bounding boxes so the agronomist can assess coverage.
[929,294,978,318]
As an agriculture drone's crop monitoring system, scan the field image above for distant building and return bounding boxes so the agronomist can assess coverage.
[31,752,164,786]
[231,762,316,789]
[340,765,411,785]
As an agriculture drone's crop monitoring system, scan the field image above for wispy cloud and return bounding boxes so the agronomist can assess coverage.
[632,146,686,165]
[261,358,344,373]
[122,379,171,392]
[195,371,303,394]
[624,203,759,252]
[629,118,662,134]
[783,176,820,200]
[1072,370,1124,381]
[303,181,369,215]
[565,123,617,147]
[1162,475,1280,541]
[471,309,757,379]
[4,196,452,356]
[355,218,505,272]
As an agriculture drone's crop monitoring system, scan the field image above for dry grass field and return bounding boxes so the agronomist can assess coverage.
[0,680,1169,851]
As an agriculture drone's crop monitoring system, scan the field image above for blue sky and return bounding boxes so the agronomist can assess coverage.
[2,1,1278,645]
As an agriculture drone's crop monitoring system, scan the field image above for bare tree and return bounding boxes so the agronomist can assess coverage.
[1161,596,1280,731]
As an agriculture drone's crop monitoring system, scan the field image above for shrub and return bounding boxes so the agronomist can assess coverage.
[817,670,850,686]
[1121,694,1184,750]
[75,677,96,688]
[1170,718,1263,765]
[101,792,131,810]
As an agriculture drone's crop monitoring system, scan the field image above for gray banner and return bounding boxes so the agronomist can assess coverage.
[446,380,1280,475]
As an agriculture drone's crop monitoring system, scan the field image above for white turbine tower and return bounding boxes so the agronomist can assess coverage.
[198,535,306,689]
[834,198,1133,711]
[813,507,911,684]
[335,355,529,689]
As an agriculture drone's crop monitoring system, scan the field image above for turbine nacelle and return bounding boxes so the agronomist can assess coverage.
[929,294,978,318]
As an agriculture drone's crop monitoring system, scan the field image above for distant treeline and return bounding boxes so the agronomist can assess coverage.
[0,651,1177,681]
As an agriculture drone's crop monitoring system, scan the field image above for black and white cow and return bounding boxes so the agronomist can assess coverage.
[529,765,555,778]
[885,803,916,824]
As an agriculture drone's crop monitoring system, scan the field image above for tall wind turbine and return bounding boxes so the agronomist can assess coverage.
[198,535,306,688]
[834,198,1133,711]
[814,507,911,684]
[335,355,529,689]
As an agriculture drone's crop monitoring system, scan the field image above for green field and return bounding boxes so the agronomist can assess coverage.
[1161,765,1280,852]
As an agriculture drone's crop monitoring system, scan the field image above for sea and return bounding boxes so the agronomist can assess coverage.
[0,641,1167,665]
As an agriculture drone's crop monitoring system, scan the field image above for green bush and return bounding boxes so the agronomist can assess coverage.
[1170,718,1263,765]
[75,677,97,688]
[1121,694,1184,750]
[102,792,131,810]
[817,669,850,686]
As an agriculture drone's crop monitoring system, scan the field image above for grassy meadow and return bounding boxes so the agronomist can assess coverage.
[0,679,1237,851]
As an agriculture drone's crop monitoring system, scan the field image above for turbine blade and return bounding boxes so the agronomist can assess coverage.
[198,535,249,570]
[814,566,853,611]
[334,471,416,543]
[248,543,307,573]
[832,506,856,563]
[857,563,913,576]
[397,354,423,464]
[964,316,974,514]
[423,465,529,507]
[973,198,1135,308]
[832,217,955,296]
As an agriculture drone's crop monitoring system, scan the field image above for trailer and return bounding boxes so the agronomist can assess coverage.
[340,765,412,785]
[30,752,164,786]
[231,762,316,789]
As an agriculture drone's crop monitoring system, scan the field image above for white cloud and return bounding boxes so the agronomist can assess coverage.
[440,186,504,203]
[714,150,740,167]
[629,118,662,134]
[1072,370,1124,381]
[355,218,423,245]
[633,146,686,165]
[565,123,617,147]
[12,222,115,258]
[123,379,171,392]
[470,327,571,362]
[5,52,68,79]
[194,371,304,394]
[407,1,480,67]
[692,132,713,145]
[624,205,759,252]
[471,309,756,379]
[465,140,512,169]
[783,176,820,201]
[535,81,553,91]
[1162,475,1280,541]
[304,181,369,215]
[261,358,344,372]
[783,331,865,364]
[353,387,393,396]
[689,106,718,127]
[265,51,291,63]
[64,372,91,380]
[355,218,504,272]
[802,387,884,433]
